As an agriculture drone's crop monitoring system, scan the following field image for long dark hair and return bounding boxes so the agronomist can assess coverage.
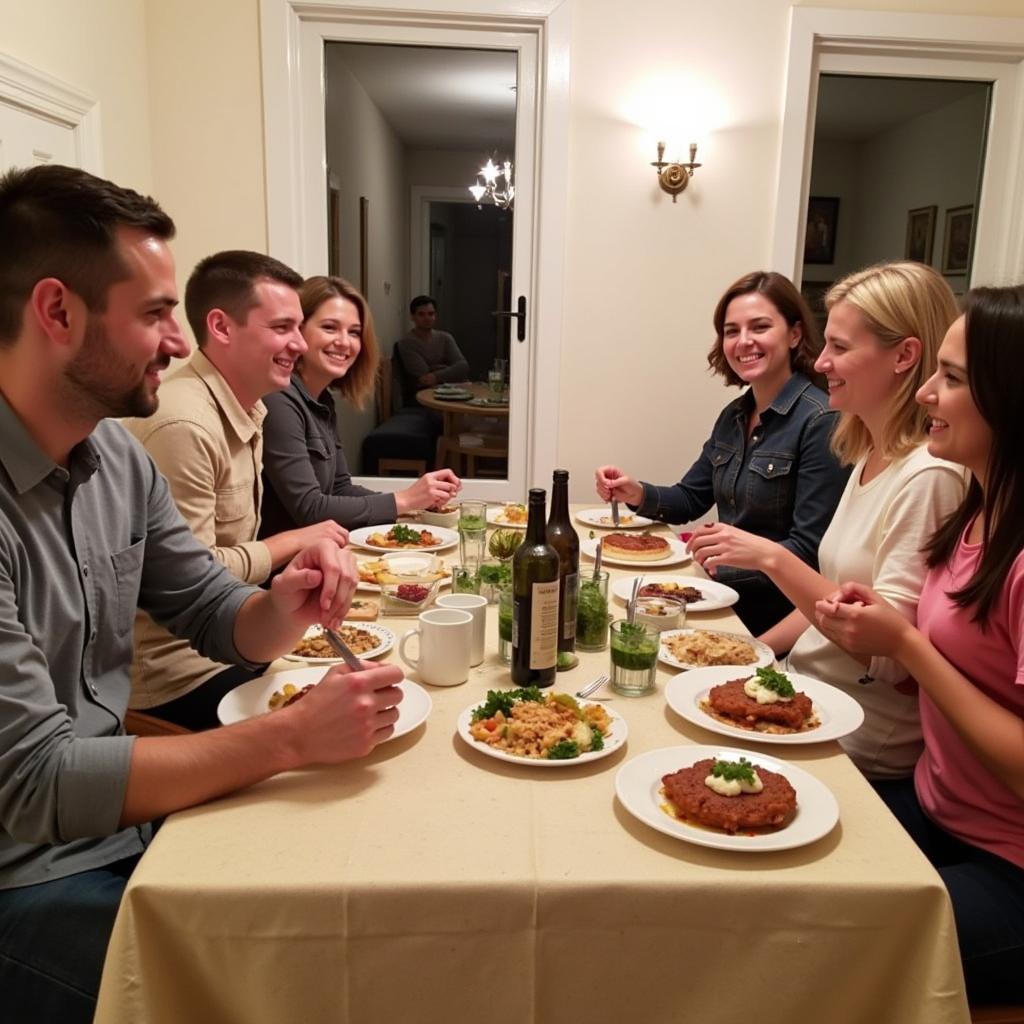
[708,271,822,386]
[925,284,1024,625]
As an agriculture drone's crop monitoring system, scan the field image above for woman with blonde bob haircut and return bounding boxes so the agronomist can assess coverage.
[689,261,966,779]
[261,276,460,533]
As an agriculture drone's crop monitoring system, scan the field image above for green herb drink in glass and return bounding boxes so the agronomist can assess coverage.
[458,500,487,532]
[609,619,659,696]
[478,558,511,603]
[576,571,610,651]
[498,585,514,664]
[452,565,480,594]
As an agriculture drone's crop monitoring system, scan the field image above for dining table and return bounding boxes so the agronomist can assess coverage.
[415,382,510,475]
[95,507,969,1024]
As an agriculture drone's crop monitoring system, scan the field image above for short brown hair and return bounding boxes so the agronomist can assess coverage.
[825,261,959,464]
[298,276,379,409]
[184,250,303,347]
[708,271,822,386]
[0,164,174,346]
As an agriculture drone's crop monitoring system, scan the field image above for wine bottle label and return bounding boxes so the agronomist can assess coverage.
[529,579,559,669]
[561,571,578,640]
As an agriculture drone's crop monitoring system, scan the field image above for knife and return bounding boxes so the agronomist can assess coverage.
[610,499,621,528]
[322,626,364,671]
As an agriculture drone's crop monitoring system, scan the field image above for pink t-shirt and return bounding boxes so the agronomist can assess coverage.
[915,531,1024,870]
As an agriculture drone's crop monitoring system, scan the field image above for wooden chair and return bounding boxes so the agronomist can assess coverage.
[361,355,436,476]
[124,709,193,737]
[437,432,508,478]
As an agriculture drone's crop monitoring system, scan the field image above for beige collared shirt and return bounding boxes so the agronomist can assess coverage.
[124,350,272,708]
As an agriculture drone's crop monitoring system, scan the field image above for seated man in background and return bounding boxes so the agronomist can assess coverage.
[124,251,349,730]
[0,164,403,1024]
[395,294,470,393]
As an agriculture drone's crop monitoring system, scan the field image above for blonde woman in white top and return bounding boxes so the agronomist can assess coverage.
[688,262,965,779]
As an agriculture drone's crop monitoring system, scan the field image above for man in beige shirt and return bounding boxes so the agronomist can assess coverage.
[125,251,348,728]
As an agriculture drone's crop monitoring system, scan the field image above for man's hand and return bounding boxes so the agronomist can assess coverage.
[279,661,405,763]
[269,540,359,630]
[594,465,643,506]
[418,372,438,387]
[395,469,462,514]
[264,519,349,570]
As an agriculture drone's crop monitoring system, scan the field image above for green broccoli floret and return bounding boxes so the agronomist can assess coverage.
[547,740,581,760]
[589,726,605,751]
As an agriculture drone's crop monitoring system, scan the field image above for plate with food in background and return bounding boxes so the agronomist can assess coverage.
[348,523,458,553]
[217,667,432,739]
[487,503,528,529]
[664,665,864,744]
[658,628,774,671]
[456,687,627,767]
[356,552,451,592]
[611,576,739,613]
[580,535,691,568]
[574,508,655,530]
[615,744,838,851]
[282,622,395,663]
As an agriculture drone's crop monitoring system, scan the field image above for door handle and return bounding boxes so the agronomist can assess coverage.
[491,295,527,342]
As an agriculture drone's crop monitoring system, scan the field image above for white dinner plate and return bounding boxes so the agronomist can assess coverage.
[456,697,627,768]
[580,536,692,568]
[575,507,655,530]
[281,622,395,664]
[355,553,452,593]
[664,666,865,745]
[658,628,775,671]
[615,744,839,852]
[348,524,459,553]
[217,667,432,739]
[611,575,739,613]
[487,505,528,529]
[433,388,473,401]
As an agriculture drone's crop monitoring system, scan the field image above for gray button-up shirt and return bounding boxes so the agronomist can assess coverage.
[0,394,259,889]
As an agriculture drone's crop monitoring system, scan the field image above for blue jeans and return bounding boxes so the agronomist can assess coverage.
[0,853,141,1024]
[875,777,1024,1005]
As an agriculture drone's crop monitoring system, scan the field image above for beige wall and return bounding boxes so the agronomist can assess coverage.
[1,0,153,191]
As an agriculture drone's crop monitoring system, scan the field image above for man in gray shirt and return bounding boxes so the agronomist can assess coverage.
[0,165,404,1024]
[395,294,470,393]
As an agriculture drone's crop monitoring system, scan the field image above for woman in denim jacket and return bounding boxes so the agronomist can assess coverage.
[596,271,848,637]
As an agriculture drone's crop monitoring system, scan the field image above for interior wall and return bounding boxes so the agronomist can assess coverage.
[325,50,410,471]
[802,140,861,284]
[408,148,493,188]
[1,0,153,191]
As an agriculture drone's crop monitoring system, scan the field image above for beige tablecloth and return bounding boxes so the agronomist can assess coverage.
[96,518,969,1024]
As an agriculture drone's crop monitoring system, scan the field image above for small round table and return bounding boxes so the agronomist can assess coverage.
[415,384,510,476]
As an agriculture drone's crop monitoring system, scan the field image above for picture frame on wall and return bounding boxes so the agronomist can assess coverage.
[804,196,839,265]
[905,205,937,265]
[327,186,341,277]
[942,205,974,275]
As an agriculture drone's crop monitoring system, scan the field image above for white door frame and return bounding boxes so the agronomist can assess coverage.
[409,185,476,298]
[773,8,1024,286]
[0,50,102,172]
[259,0,571,497]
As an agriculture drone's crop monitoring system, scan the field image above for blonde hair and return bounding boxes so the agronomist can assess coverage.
[297,276,379,409]
[825,261,958,464]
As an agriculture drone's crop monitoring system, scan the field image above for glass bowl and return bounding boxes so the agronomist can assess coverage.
[379,578,441,616]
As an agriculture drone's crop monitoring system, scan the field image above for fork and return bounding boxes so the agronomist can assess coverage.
[575,673,609,699]
[322,626,364,671]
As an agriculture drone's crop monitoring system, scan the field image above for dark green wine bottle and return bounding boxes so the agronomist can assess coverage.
[511,488,560,687]
[546,469,579,654]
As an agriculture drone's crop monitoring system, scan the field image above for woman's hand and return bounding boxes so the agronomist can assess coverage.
[687,523,777,576]
[594,465,643,506]
[813,582,914,659]
[395,469,462,514]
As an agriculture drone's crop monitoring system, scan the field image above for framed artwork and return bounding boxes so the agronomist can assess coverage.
[804,196,839,265]
[905,205,937,264]
[942,205,974,275]
[359,196,369,296]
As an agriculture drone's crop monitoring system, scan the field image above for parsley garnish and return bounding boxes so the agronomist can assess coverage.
[710,757,757,784]
[547,740,581,760]
[755,666,795,698]
[470,687,544,722]
[589,726,605,752]
[390,524,422,544]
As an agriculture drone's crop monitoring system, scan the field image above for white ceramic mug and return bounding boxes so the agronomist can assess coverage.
[399,609,473,686]
[436,593,487,666]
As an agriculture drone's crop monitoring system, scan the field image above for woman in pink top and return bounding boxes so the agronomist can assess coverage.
[815,285,1024,1005]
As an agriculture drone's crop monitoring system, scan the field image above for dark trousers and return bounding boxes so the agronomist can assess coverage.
[875,776,1024,1005]
[146,662,267,730]
[0,853,142,1024]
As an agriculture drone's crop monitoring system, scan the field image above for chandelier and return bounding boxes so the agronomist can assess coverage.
[468,158,514,210]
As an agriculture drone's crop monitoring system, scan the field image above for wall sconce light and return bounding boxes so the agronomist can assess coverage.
[651,142,701,203]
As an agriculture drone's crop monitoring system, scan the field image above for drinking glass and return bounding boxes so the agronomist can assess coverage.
[498,585,514,664]
[576,571,610,652]
[609,619,659,696]
[459,528,487,567]
[451,564,480,595]
[487,369,504,397]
